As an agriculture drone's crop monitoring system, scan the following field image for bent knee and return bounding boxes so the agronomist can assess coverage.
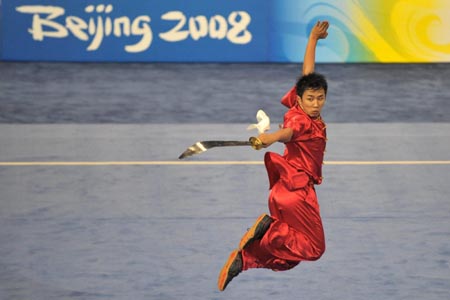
[310,243,326,261]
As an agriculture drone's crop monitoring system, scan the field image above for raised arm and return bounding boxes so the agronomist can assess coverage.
[261,21,330,145]
[302,21,329,75]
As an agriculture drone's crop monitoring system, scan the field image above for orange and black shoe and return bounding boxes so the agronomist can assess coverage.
[238,213,273,250]
[217,249,243,291]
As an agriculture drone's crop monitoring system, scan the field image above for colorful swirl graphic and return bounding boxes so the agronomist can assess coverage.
[272,0,450,62]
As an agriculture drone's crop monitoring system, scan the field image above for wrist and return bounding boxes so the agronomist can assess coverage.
[309,35,319,42]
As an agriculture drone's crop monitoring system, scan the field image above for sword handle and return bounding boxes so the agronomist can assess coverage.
[249,137,263,150]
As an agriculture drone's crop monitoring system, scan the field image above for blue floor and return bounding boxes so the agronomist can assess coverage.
[0,63,450,299]
[1,123,449,300]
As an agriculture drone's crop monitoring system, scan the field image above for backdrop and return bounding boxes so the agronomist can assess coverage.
[2,0,450,62]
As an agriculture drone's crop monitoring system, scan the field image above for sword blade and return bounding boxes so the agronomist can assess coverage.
[178,140,251,159]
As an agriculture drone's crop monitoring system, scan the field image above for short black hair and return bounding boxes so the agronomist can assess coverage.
[296,72,328,97]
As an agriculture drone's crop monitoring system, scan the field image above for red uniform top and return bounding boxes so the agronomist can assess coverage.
[265,87,327,187]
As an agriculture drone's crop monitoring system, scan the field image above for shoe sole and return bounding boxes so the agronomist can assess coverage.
[238,213,270,250]
[217,249,240,291]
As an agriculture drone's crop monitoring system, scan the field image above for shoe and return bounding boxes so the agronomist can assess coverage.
[217,249,243,291]
[238,213,273,250]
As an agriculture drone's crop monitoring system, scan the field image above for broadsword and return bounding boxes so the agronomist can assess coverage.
[178,137,263,159]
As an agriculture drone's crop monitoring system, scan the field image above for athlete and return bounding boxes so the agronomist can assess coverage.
[218,20,330,291]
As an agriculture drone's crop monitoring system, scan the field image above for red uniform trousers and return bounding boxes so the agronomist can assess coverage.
[241,155,326,271]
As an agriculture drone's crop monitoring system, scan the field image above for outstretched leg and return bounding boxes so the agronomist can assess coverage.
[217,183,325,290]
[241,183,325,270]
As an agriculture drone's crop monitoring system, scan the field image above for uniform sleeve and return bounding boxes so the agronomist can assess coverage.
[283,110,306,138]
[280,86,297,108]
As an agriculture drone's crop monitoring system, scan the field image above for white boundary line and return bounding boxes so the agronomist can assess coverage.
[0,161,449,166]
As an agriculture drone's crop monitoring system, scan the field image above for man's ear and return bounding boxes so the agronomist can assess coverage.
[297,95,304,109]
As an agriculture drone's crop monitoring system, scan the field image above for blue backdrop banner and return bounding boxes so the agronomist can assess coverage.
[3,1,450,62]
[3,0,268,62]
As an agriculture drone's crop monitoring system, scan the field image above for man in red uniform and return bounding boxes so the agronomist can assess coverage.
[218,20,330,291]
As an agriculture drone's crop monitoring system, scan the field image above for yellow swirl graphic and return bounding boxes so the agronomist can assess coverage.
[298,0,450,62]
[391,0,450,61]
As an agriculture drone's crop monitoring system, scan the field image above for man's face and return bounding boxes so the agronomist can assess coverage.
[297,88,326,118]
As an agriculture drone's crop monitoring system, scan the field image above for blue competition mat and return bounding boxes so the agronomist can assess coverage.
[0,63,449,299]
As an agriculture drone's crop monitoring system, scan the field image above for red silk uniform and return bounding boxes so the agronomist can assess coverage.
[241,87,327,271]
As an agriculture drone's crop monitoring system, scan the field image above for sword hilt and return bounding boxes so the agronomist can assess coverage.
[249,137,263,150]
